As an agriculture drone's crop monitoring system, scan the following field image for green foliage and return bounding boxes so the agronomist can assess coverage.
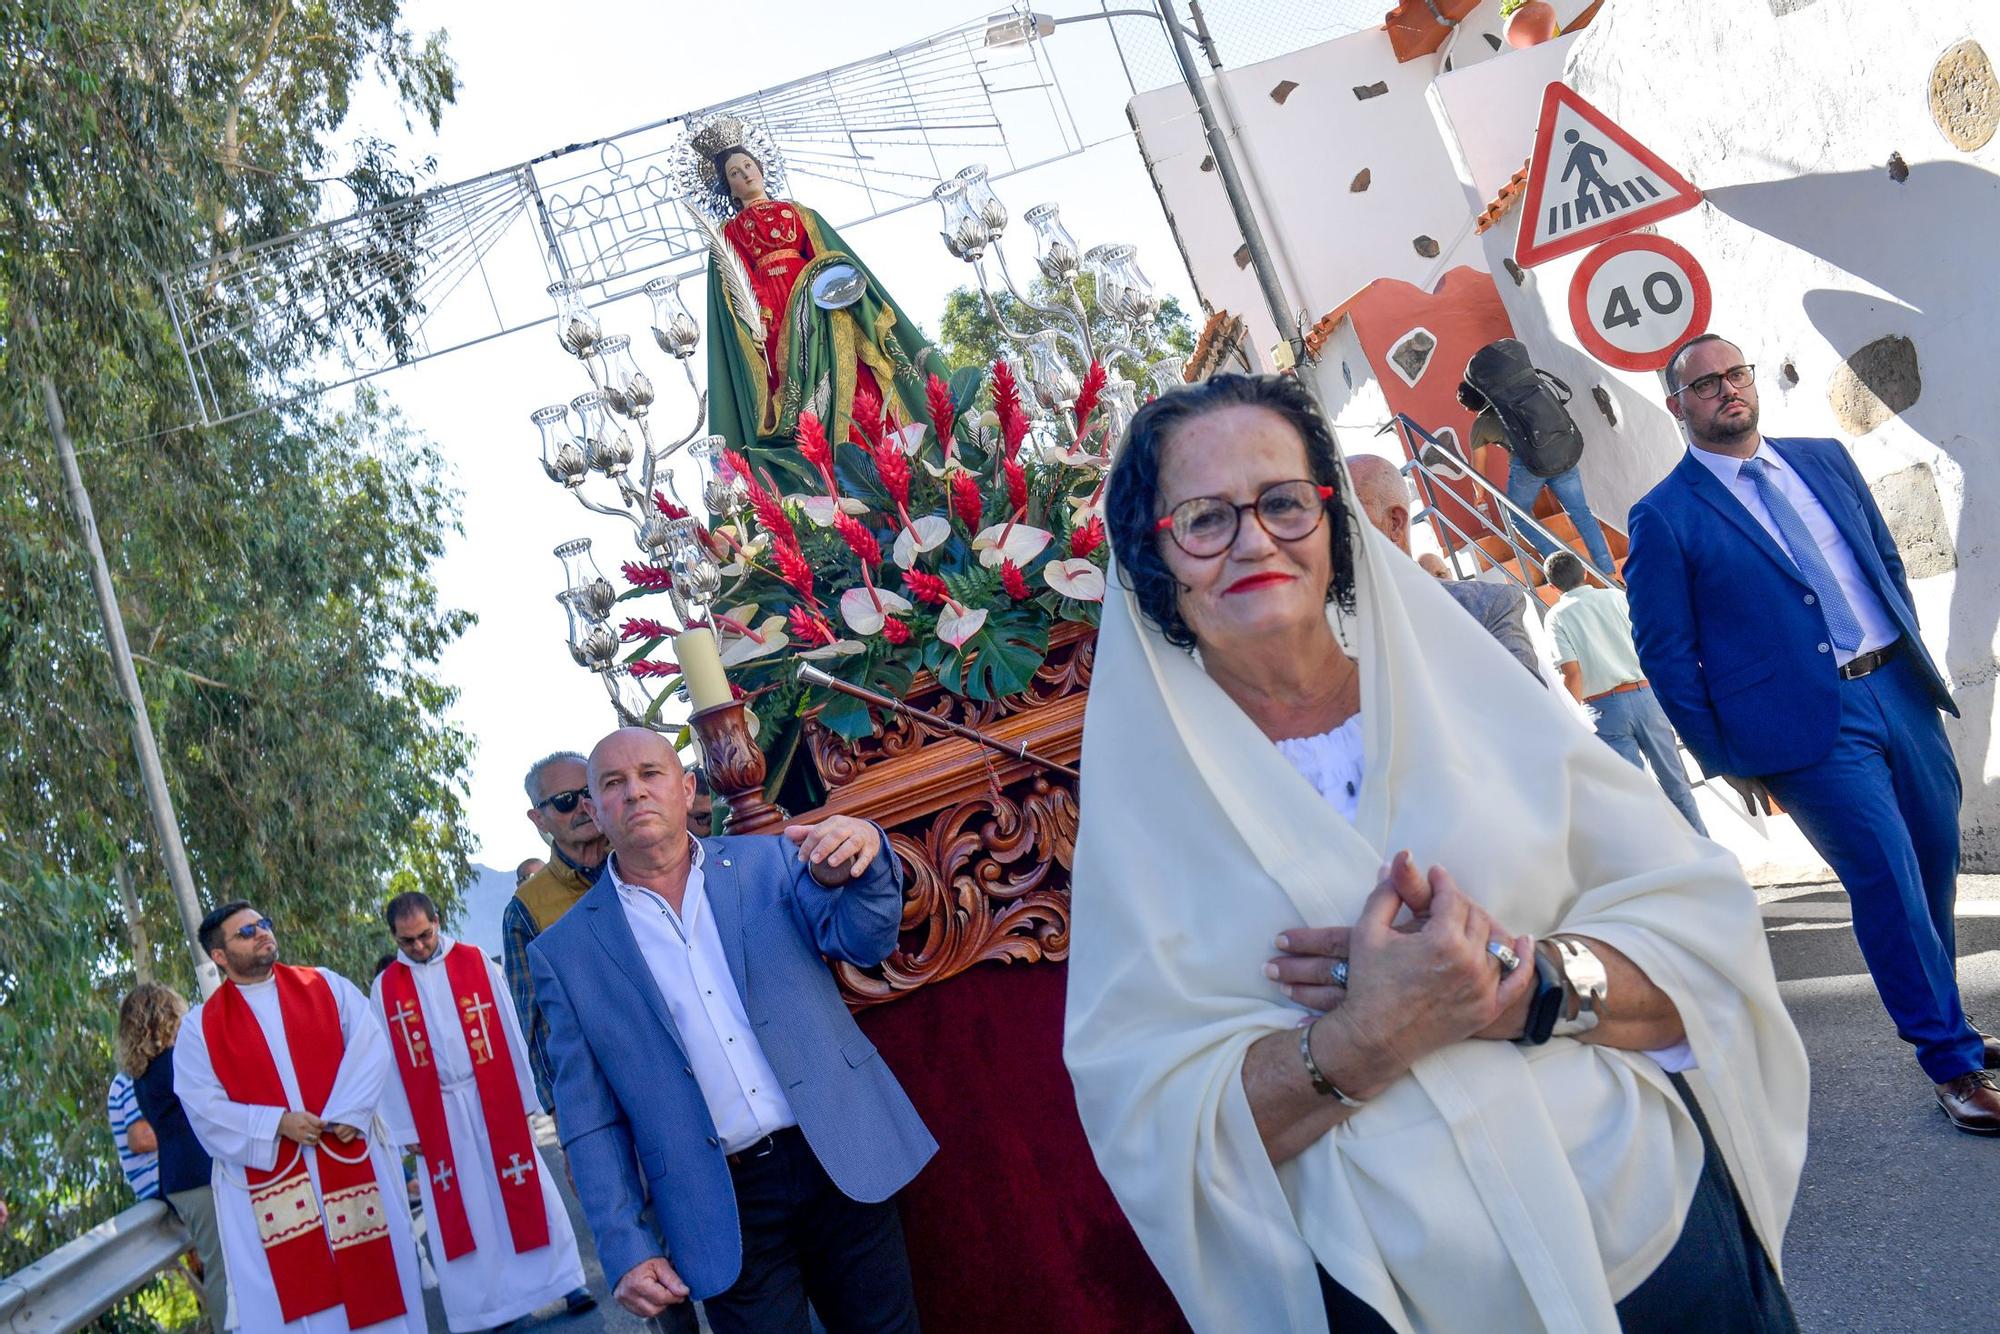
[0,0,469,1295]
[936,272,1198,378]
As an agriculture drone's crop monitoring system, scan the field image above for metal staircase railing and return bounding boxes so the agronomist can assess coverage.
[1386,413,1622,593]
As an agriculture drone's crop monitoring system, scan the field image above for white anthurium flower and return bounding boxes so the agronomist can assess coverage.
[717,615,791,667]
[935,604,988,648]
[892,514,952,569]
[799,638,866,660]
[1066,494,1105,529]
[918,456,954,480]
[744,707,761,743]
[789,494,868,527]
[889,422,928,456]
[977,409,1000,431]
[839,587,913,637]
[972,523,1052,569]
[718,561,746,577]
[1044,558,1107,602]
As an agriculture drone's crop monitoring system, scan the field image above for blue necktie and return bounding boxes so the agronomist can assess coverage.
[1737,456,1864,650]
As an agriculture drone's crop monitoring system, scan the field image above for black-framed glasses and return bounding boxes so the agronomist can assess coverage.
[1679,364,1756,400]
[233,916,274,941]
[534,787,589,815]
[1153,479,1335,558]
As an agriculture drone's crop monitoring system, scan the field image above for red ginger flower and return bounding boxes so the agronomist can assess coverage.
[882,616,911,645]
[620,617,679,642]
[951,470,984,530]
[1070,515,1105,558]
[871,438,912,513]
[629,659,681,678]
[621,561,676,591]
[653,491,690,520]
[787,604,834,647]
[795,411,835,484]
[926,373,956,453]
[1004,459,1028,515]
[904,568,951,606]
[773,542,820,607]
[725,448,797,549]
[991,358,1029,459]
[1073,361,1107,432]
[833,512,882,567]
[1001,560,1029,601]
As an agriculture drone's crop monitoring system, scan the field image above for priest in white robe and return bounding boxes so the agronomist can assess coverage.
[371,892,593,1330]
[175,902,424,1333]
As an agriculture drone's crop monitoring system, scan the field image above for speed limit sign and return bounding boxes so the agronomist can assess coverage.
[1567,233,1712,371]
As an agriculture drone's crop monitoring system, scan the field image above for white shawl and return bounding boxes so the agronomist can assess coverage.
[1064,489,1807,1332]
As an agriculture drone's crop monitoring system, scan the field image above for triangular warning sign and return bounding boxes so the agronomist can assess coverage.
[1514,83,1701,268]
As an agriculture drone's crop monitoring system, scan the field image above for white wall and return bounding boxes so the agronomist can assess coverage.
[1436,0,2000,866]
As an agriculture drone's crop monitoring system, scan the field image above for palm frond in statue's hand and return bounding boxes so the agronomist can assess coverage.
[694,211,766,348]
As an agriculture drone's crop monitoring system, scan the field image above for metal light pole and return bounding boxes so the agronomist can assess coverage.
[1154,0,1306,368]
[30,311,221,997]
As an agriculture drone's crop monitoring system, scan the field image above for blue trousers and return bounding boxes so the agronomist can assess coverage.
[1506,457,1617,574]
[1593,686,1709,837]
[1760,652,1981,1083]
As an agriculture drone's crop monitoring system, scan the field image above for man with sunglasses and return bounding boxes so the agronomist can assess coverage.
[174,903,426,1329]
[1626,332,1998,1134]
[503,751,610,1119]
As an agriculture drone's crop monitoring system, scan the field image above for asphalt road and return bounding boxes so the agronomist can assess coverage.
[422,877,2000,1332]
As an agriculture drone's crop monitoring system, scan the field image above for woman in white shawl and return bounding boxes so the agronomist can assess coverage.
[1065,375,1808,1333]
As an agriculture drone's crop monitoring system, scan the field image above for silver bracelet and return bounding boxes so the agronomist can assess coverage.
[1550,937,1609,1038]
[1300,1018,1368,1108]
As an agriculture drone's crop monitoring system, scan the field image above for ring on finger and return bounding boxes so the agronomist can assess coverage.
[1486,939,1521,975]
[1330,958,1350,988]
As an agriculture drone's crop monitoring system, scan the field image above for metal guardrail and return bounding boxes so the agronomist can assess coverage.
[0,1201,188,1333]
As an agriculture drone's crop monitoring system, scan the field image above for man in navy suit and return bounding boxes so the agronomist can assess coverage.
[529,728,935,1329]
[1626,333,1999,1134]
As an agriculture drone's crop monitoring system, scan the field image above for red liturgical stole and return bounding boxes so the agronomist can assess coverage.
[380,942,549,1260]
[202,965,405,1326]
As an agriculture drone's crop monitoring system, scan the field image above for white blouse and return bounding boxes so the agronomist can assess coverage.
[1274,713,1366,824]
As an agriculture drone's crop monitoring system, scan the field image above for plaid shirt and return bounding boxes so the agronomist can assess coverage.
[501,895,556,1110]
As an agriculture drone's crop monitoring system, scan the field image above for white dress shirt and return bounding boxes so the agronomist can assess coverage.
[1687,437,1899,664]
[612,841,796,1152]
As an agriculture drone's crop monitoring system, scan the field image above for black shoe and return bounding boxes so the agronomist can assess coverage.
[564,1288,598,1315]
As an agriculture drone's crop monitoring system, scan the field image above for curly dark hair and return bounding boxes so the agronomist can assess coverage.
[1105,373,1357,650]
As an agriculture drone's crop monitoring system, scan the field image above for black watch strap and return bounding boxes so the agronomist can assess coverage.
[1516,947,1565,1046]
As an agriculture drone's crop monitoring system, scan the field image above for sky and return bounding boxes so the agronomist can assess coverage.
[336,1,1215,868]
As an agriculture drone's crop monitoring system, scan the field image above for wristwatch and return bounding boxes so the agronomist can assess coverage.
[1516,947,1566,1046]
[1550,938,1609,1039]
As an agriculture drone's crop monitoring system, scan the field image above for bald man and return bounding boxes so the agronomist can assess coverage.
[528,729,933,1332]
[1347,454,1542,679]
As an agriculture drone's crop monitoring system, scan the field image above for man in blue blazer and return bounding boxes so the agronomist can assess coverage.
[529,727,936,1329]
[1626,332,1999,1135]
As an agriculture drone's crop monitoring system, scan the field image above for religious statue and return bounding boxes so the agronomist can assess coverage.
[682,116,949,470]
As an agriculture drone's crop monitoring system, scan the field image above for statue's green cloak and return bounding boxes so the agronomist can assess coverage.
[705,203,947,483]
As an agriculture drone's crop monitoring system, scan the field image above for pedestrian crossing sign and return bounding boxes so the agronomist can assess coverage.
[1514,83,1701,268]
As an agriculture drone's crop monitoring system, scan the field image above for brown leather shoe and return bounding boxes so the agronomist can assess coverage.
[1979,1030,2000,1071]
[1936,1070,2000,1135]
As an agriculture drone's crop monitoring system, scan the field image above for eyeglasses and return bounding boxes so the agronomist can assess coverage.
[1153,479,1335,558]
[1678,364,1756,400]
[533,787,589,815]
[233,916,274,941]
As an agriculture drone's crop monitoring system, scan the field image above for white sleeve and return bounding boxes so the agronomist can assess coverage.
[173,1008,283,1172]
[319,970,394,1136]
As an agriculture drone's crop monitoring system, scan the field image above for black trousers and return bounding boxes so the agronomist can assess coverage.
[1318,1076,1797,1332]
[702,1127,921,1334]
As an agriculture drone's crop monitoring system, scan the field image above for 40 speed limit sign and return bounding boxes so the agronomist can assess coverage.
[1566,233,1712,372]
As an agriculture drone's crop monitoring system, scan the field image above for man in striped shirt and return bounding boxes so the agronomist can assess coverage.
[106,1071,160,1200]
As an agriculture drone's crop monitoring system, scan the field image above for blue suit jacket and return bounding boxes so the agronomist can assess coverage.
[527,833,937,1298]
[1624,435,1954,779]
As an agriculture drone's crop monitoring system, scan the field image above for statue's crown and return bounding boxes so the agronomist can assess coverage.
[688,116,748,161]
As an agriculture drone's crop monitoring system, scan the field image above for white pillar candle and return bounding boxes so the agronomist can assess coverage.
[673,627,734,711]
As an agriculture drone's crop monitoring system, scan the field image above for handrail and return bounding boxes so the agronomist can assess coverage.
[1389,413,1622,590]
[0,1201,189,1333]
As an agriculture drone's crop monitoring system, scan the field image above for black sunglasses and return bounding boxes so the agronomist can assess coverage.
[233,916,274,941]
[534,787,589,815]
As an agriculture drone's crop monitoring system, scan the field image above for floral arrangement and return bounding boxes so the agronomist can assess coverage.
[614,360,1117,745]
